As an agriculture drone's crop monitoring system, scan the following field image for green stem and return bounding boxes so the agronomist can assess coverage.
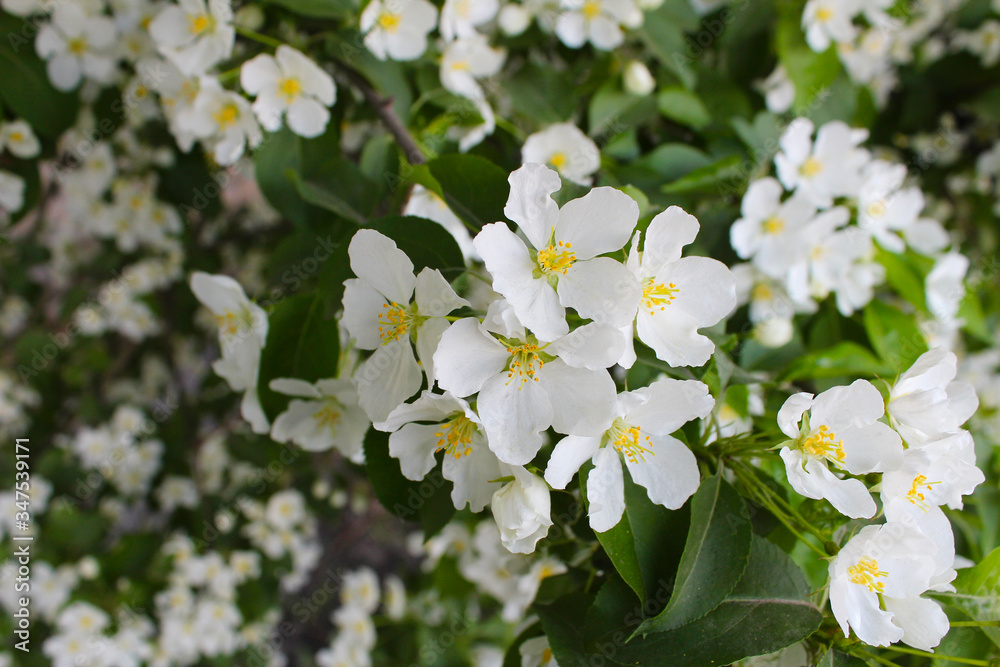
[887,646,991,666]
[235,25,284,49]
[854,649,902,667]
[730,466,827,558]
[731,461,832,549]
[951,620,1000,627]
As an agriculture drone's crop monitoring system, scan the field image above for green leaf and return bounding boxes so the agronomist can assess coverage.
[289,171,368,226]
[614,536,823,666]
[255,127,309,223]
[589,84,658,139]
[775,6,842,113]
[506,64,580,125]
[779,341,889,382]
[590,487,646,602]
[876,247,928,311]
[0,13,80,139]
[946,545,1000,650]
[363,429,456,537]
[660,155,743,195]
[535,592,594,666]
[584,574,642,643]
[636,473,752,635]
[818,648,867,667]
[634,144,713,181]
[862,300,928,372]
[374,215,467,275]
[257,293,342,421]
[262,0,354,18]
[418,154,509,231]
[657,87,712,130]
[636,3,696,89]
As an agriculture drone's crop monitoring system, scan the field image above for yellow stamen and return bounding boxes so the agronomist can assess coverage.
[866,201,886,218]
[505,343,544,388]
[816,7,833,22]
[608,418,654,464]
[189,13,212,35]
[377,301,413,344]
[847,556,887,593]
[537,241,576,275]
[582,0,601,20]
[801,424,846,466]
[763,216,785,235]
[752,283,773,302]
[549,152,567,170]
[312,402,342,433]
[642,278,679,315]
[213,103,240,129]
[378,11,401,32]
[68,37,88,55]
[905,474,941,511]
[434,413,477,459]
[800,157,824,177]
[278,77,302,102]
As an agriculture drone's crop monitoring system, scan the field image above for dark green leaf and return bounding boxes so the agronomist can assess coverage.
[590,84,658,139]
[818,649,867,667]
[862,300,928,371]
[262,0,354,18]
[257,293,342,421]
[661,155,743,195]
[637,473,752,635]
[420,154,509,231]
[290,171,368,226]
[637,4,696,88]
[374,215,467,275]
[775,6,842,113]
[658,88,712,130]
[945,545,1000,650]
[779,341,889,382]
[535,592,594,667]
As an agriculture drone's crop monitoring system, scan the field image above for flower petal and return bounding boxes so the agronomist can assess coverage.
[588,446,626,532]
[348,229,416,305]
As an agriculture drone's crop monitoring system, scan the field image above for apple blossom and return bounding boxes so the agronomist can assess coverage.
[241,46,337,138]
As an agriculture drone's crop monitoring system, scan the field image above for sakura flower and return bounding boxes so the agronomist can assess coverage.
[545,378,714,531]
[774,119,871,209]
[268,378,369,457]
[240,46,337,138]
[888,347,978,446]
[829,523,948,651]
[149,0,235,76]
[475,163,640,342]
[0,172,25,214]
[190,272,270,433]
[376,390,503,512]
[856,160,924,253]
[440,36,506,101]
[521,123,600,187]
[757,64,794,114]
[778,379,903,518]
[732,263,803,348]
[0,120,41,159]
[555,0,643,51]
[802,0,858,52]
[622,206,737,368]
[341,229,469,422]
[491,465,552,554]
[730,177,817,278]
[439,0,500,41]
[35,4,117,91]
[433,302,621,465]
[360,0,438,61]
[177,77,262,165]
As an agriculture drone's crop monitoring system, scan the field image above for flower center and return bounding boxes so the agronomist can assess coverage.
[763,216,784,235]
[847,556,887,593]
[188,13,214,35]
[582,0,601,20]
[800,424,845,466]
[435,413,477,459]
[607,418,653,464]
[68,37,88,55]
[866,201,886,218]
[312,400,342,433]
[542,648,554,664]
[800,157,824,177]
[278,77,302,102]
[815,7,833,22]
[905,474,941,511]
[378,11,402,32]
[215,308,254,337]
[751,283,773,302]
[537,241,576,275]
[549,152,567,170]
[213,103,240,129]
[9,131,24,142]
[505,343,544,388]
[641,278,679,315]
[378,301,414,344]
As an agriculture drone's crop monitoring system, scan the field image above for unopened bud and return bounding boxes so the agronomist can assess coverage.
[623,60,655,96]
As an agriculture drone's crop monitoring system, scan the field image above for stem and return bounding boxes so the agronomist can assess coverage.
[331,60,427,165]
[730,466,828,559]
[950,620,1000,627]
[235,25,284,49]
[887,646,991,666]
[731,461,832,549]
[854,649,902,667]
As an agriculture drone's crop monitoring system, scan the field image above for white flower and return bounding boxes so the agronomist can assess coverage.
[777,379,903,518]
[241,46,337,138]
[730,178,817,278]
[0,120,41,159]
[829,523,948,651]
[149,0,235,76]
[475,163,640,342]
[545,378,713,531]
[757,64,794,113]
[341,229,469,422]
[520,636,560,667]
[925,252,968,325]
[269,378,370,456]
[190,271,270,433]
[439,0,500,41]
[888,347,978,446]
[447,97,497,152]
[491,465,552,554]
[856,160,924,253]
[360,0,438,61]
[0,171,25,214]
[555,0,642,51]
[35,4,117,91]
[802,0,858,52]
[774,119,870,209]
[521,124,600,186]
[433,303,621,465]
[623,60,655,96]
[954,20,1000,68]
[440,36,506,101]
[383,575,407,619]
[177,77,262,165]
[340,567,381,614]
[622,206,737,368]
[376,391,503,512]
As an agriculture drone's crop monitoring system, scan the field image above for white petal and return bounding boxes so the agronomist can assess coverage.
[839,423,903,475]
[554,187,638,260]
[478,372,552,465]
[503,163,561,249]
[388,423,441,480]
[348,229,416,305]
[354,340,423,422]
[269,378,322,398]
[541,361,616,436]
[777,392,813,438]
[635,307,715,367]
[414,268,469,317]
[644,206,700,271]
[433,319,509,397]
[545,435,601,489]
[588,446,626,532]
[415,316,450,386]
[882,597,949,652]
[625,434,700,509]
[444,435,502,512]
[627,379,714,435]
[241,387,270,434]
[240,53,280,95]
[341,278,388,350]
[546,322,625,370]
[558,257,641,328]
[287,97,330,138]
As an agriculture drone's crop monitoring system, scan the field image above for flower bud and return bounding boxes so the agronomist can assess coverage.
[623,60,655,96]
